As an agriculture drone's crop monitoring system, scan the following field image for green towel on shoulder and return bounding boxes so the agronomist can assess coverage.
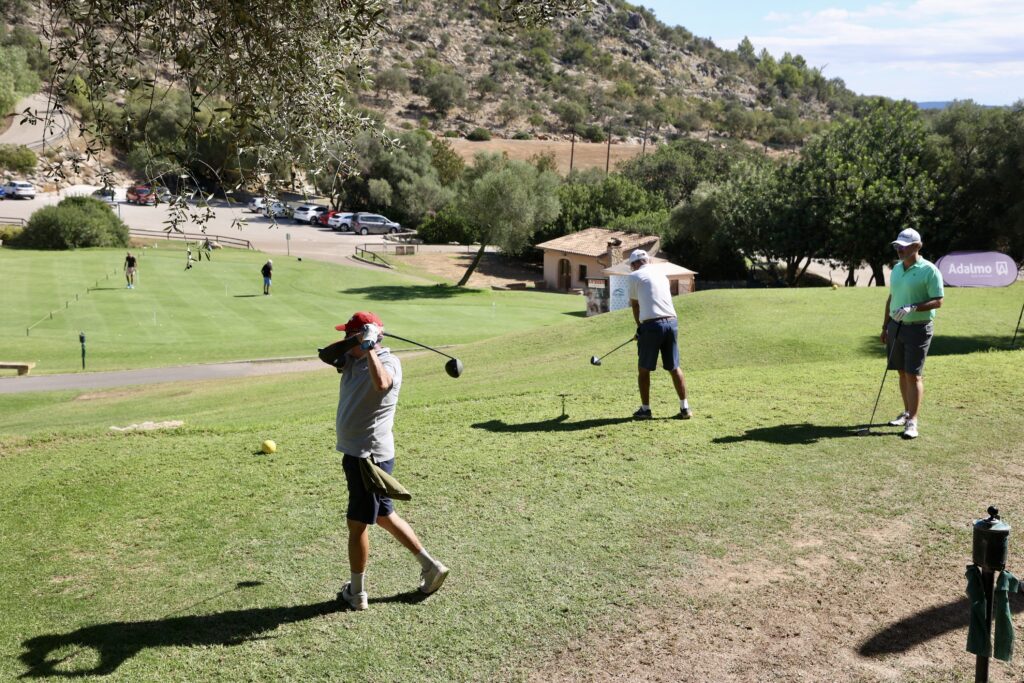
[359,458,412,501]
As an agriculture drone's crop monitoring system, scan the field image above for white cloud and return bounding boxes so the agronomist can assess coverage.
[731,1,1024,103]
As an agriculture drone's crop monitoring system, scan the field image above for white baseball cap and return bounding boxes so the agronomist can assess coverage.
[892,228,922,247]
[628,249,648,264]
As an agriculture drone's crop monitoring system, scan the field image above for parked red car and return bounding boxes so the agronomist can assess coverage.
[317,209,343,226]
[127,185,156,205]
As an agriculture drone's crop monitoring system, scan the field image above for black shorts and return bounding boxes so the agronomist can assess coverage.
[342,454,394,524]
[887,320,933,376]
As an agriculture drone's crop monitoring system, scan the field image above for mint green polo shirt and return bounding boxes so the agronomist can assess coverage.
[890,257,944,323]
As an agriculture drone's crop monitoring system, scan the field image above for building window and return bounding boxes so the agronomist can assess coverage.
[579,264,588,282]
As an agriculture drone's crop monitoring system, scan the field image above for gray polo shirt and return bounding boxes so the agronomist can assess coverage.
[335,348,402,463]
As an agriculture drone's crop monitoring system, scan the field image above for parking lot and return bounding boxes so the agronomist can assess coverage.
[0,188,415,267]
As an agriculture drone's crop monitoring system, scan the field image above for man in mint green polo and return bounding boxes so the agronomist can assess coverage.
[880,228,944,439]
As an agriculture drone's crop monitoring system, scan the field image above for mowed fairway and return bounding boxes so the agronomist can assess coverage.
[1,285,1023,681]
[0,248,582,373]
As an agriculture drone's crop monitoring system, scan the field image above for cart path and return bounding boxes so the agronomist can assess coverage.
[0,346,444,395]
[0,358,326,394]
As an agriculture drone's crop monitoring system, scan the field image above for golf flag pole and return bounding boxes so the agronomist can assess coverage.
[79,331,86,370]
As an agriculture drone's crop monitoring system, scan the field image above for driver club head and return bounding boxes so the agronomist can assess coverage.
[590,356,601,366]
[445,358,464,378]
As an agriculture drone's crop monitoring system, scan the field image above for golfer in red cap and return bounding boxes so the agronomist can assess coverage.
[332,311,449,611]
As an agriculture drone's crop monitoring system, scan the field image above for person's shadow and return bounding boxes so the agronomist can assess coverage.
[472,415,635,433]
[19,589,426,678]
[712,423,881,445]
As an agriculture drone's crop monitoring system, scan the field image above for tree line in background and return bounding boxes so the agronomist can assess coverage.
[312,99,1023,286]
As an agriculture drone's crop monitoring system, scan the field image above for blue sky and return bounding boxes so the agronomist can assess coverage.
[639,1,1024,105]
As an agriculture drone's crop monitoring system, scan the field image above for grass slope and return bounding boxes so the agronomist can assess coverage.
[0,247,582,373]
[1,286,1022,681]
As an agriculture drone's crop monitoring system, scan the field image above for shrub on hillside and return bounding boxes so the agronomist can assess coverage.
[20,197,129,249]
[0,143,36,174]
[417,205,473,245]
[466,127,491,141]
[0,224,24,245]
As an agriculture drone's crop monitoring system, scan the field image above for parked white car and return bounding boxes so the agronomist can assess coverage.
[292,204,329,225]
[327,212,354,231]
[263,201,292,219]
[3,180,36,199]
[247,197,272,213]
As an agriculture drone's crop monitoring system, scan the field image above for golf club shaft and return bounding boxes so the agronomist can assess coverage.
[383,332,456,361]
[866,321,903,427]
[598,336,636,361]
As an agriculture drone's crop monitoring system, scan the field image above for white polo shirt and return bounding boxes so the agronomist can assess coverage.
[628,264,676,322]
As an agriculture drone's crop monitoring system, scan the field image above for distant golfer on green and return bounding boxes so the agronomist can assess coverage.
[333,311,449,611]
[261,259,272,295]
[628,249,691,420]
[881,228,944,439]
[123,251,138,289]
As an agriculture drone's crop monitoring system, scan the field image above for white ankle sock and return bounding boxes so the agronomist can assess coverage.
[680,399,689,410]
[415,549,435,571]
[350,572,365,593]
[641,404,650,411]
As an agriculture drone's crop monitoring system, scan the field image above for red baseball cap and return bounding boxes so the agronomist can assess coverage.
[336,311,384,336]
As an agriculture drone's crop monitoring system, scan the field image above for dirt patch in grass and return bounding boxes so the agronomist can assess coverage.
[397,252,547,289]
[528,515,1022,682]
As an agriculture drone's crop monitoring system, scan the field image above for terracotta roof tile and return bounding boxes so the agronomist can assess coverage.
[536,227,659,258]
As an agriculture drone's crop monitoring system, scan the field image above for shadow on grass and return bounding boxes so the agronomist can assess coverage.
[86,287,123,292]
[341,285,476,300]
[472,415,635,433]
[233,294,261,298]
[859,591,1024,657]
[861,334,1017,357]
[18,585,435,678]
[712,422,892,445]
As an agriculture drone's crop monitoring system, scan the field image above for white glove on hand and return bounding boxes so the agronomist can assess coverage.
[360,323,382,350]
[892,305,917,322]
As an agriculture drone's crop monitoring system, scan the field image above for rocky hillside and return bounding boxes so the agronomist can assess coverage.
[363,0,855,144]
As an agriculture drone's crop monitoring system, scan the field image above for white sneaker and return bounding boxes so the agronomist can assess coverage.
[902,420,918,439]
[338,582,368,611]
[888,411,909,427]
[419,562,450,595]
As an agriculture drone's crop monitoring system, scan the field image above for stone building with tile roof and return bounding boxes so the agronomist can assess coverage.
[535,228,661,291]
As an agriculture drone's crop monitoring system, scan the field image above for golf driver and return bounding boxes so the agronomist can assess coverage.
[590,335,637,366]
[383,331,463,378]
[857,321,903,436]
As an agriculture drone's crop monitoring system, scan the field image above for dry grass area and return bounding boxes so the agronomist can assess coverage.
[446,138,652,175]
[396,251,546,289]
[529,461,1024,683]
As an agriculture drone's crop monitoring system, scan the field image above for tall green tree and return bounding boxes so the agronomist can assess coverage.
[799,99,938,285]
[456,154,561,286]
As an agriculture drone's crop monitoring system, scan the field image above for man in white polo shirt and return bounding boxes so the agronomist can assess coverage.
[627,249,691,420]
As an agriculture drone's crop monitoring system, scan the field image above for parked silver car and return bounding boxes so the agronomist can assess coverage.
[352,212,402,235]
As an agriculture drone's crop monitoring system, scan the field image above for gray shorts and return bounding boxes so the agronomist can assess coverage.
[886,320,933,376]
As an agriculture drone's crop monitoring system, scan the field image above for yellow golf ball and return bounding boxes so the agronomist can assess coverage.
[261,439,277,454]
